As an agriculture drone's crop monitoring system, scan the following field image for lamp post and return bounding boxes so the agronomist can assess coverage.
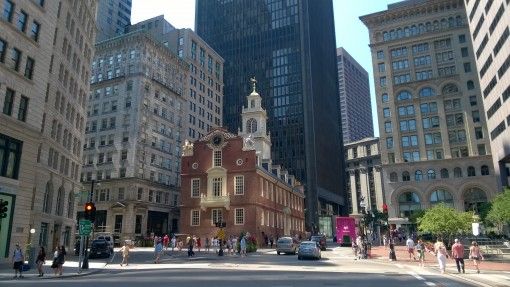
[82,180,98,270]
[27,228,36,268]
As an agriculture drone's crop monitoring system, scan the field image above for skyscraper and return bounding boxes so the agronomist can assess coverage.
[465,0,510,188]
[195,0,346,230]
[337,47,374,144]
[96,0,132,42]
[361,0,498,225]
[0,0,97,257]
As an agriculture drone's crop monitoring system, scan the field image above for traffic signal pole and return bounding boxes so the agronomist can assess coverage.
[82,181,96,270]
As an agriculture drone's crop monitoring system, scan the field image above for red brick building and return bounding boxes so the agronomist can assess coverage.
[179,81,305,245]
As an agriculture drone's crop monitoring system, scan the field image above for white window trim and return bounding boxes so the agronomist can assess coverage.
[234,175,244,195]
[191,178,200,198]
[191,209,200,226]
[234,208,245,225]
[211,208,222,226]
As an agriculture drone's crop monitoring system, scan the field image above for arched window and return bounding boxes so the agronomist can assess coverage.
[398,192,421,217]
[467,166,476,177]
[433,20,440,30]
[419,23,425,33]
[397,90,412,101]
[430,189,454,207]
[440,168,449,178]
[467,80,475,90]
[427,169,436,180]
[481,165,489,175]
[382,93,389,103]
[415,170,423,181]
[448,17,455,27]
[246,118,257,133]
[419,87,435,97]
[426,22,432,32]
[250,100,255,108]
[410,25,417,35]
[56,186,65,216]
[43,182,53,214]
[67,192,74,218]
[442,83,459,94]
[441,18,447,29]
[383,32,389,41]
[402,171,410,182]
[456,16,463,26]
[454,167,463,178]
[463,187,487,212]
[390,172,398,182]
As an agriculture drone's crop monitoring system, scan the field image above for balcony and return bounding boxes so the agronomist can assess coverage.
[200,194,230,211]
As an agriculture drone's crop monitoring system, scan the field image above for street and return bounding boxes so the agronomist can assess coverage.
[1,247,489,287]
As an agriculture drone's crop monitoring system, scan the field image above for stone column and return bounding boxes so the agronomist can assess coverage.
[360,168,369,209]
[349,170,358,214]
[373,166,384,211]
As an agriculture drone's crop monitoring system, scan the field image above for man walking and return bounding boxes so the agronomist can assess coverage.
[406,236,416,261]
[452,238,465,273]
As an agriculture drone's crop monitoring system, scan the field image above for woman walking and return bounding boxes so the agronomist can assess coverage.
[36,246,46,277]
[416,239,425,267]
[434,240,448,274]
[51,247,59,276]
[56,246,66,276]
[119,242,130,266]
[469,241,484,273]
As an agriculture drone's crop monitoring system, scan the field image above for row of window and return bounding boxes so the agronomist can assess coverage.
[2,0,40,41]
[382,16,464,42]
[0,38,35,79]
[191,208,244,226]
[2,88,28,122]
[190,176,245,197]
[42,182,75,219]
[389,165,490,183]
[47,147,80,181]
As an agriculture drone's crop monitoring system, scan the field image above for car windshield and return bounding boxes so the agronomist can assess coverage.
[278,238,291,243]
[301,242,316,247]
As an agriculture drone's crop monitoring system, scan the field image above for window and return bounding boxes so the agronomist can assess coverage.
[467,166,476,177]
[402,171,410,182]
[397,91,412,101]
[427,169,436,180]
[381,93,389,103]
[390,172,398,182]
[24,57,35,79]
[2,0,14,22]
[30,21,40,41]
[135,215,142,233]
[467,80,475,90]
[383,108,391,118]
[440,168,449,178]
[398,192,421,218]
[461,47,468,57]
[481,165,489,176]
[191,210,200,226]
[42,182,52,213]
[453,167,462,178]
[377,50,384,59]
[210,177,224,197]
[378,63,386,73]
[17,10,28,32]
[234,176,244,195]
[458,34,466,43]
[419,87,435,97]
[478,144,486,155]
[0,38,6,63]
[55,187,64,216]
[10,48,21,71]
[3,88,15,115]
[415,170,423,181]
[430,189,453,207]
[17,96,28,121]
[235,208,244,225]
[191,178,200,197]
[379,77,386,87]
[386,137,393,149]
[0,133,23,179]
[213,150,222,167]
[464,62,472,73]
[384,122,392,133]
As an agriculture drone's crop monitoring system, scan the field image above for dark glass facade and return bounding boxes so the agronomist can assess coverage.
[196,0,346,229]
[96,0,132,42]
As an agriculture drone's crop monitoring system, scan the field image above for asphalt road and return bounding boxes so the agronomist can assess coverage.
[1,248,478,287]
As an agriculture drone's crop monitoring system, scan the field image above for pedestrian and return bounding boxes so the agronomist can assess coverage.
[351,240,358,260]
[270,236,274,248]
[196,237,202,252]
[187,236,195,257]
[415,239,425,267]
[228,236,234,255]
[120,242,130,266]
[356,235,363,259]
[434,240,448,274]
[406,237,416,261]
[451,238,465,274]
[36,246,46,277]
[163,234,170,251]
[154,240,163,263]
[212,237,218,254]
[264,234,269,247]
[240,236,247,257]
[388,242,397,261]
[56,246,66,276]
[383,234,388,249]
[11,243,24,279]
[51,247,59,276]
[205,237,210,252]
[469,241,484,274]
[171,236,176,252]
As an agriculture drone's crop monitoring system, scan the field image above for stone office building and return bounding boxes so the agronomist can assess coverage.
[81,30,188,241]
[0,0,97,259]
[180,82,305,244]
[361,0,498,228]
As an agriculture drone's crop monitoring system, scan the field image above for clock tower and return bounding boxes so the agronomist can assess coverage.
[239,78,271,162]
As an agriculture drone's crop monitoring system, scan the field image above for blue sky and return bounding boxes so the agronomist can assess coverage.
[132,0,404,137]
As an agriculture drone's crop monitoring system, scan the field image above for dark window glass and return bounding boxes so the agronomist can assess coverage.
[3,88,15,115]
[2,0,14,22]
[17,96,28,122]
[11,48,21,71]
[17,10,28,32]
[0,38,6,63]
[24,57,35,79]
[30,21,40,41]
[0,133,23,179]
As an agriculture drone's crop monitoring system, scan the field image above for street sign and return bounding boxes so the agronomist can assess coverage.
[79,219,92,236]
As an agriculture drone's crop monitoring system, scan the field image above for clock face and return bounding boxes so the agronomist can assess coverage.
[212,135,223,146]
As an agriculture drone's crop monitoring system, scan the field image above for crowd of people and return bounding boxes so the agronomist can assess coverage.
[11,243,67,279]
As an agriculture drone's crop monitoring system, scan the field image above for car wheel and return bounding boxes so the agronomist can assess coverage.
[277,251,280,255]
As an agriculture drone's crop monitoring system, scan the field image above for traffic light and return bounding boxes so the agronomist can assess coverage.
[84,202,96,222]
[0,199,8,218]
[382,203,388,215]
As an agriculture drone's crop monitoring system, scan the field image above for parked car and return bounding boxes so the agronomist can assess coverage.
[276,237,298,255]
[89,239,111,259]
[96,234,114,253]
[310,235,327,251]
[298,241,321,260]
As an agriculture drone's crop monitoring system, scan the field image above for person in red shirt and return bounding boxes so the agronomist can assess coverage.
[163,234,170,251]
[451,238,465,273]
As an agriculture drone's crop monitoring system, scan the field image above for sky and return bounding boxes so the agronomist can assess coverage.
[131,0,404,137]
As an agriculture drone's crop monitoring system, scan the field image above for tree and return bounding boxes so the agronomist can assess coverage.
[417,204,471,241]
[486,188,510,233]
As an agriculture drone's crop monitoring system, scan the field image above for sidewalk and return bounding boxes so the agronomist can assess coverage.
[370,245,510,272]
[0,255,108,281]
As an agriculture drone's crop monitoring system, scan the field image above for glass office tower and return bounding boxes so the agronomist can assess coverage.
[196,0,346,230]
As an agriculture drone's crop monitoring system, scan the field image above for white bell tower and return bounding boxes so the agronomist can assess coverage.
[239,77,271,161]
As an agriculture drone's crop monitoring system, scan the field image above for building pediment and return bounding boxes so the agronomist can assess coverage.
[199,128,237,143]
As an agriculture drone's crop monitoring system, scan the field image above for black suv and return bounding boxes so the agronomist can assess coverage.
[89,239,111,259]
[310,235,327,251]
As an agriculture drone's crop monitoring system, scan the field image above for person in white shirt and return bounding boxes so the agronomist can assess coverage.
[406,237,416,260]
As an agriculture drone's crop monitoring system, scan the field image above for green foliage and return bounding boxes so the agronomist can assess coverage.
[417,204,471,239]
[487,188,510,232]
[408,209,426,224]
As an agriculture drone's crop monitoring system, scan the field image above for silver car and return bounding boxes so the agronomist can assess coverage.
[276,237,297,255]
[298,241,321,260]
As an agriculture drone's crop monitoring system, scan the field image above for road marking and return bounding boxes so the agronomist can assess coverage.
[408,271,425,281]
[425,282,436,286]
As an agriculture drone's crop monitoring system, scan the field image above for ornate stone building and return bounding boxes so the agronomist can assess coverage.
[0,0,97,259]
[180,81,305,244]
[81,30,188,241]
[361,0,498,228]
